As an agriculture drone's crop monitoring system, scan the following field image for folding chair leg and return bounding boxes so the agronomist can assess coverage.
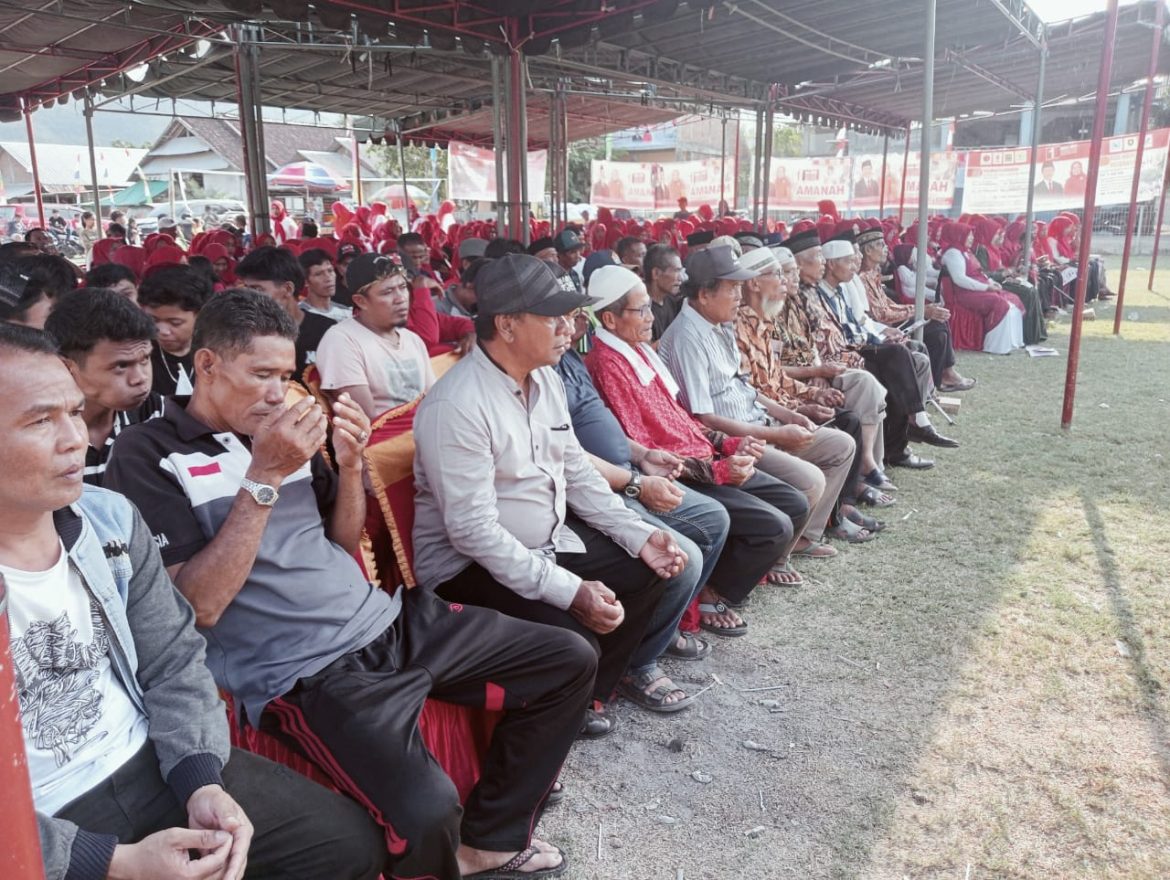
[928,396,955,425]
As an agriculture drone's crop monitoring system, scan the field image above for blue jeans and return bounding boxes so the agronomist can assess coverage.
[623,482,730,670]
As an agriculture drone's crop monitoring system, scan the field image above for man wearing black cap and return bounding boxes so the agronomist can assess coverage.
[413,254,688,737]
[685,229,715,252]
[528,236,557,263]
[553,229,586,291]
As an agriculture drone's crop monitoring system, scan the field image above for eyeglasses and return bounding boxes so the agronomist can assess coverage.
[622,304,655,318]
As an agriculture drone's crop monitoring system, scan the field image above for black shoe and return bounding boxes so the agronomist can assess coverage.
[906,423,960,448]
[579,708,618,739]
[888,452,935,469]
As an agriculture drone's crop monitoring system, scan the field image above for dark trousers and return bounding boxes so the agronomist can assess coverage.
[921,320,957,386]
[57,742,386,880]
[829,408,864,507]
[262,588,595,880]
[860,343,921,463]
[686,468,806,604]
[436,515,665,705]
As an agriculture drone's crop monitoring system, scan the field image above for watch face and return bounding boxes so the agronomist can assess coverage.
[256,486,277,505]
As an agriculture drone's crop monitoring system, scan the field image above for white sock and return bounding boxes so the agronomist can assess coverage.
[913,412,931,428]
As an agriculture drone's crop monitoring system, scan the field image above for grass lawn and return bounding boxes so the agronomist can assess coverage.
[540,278,1170,879]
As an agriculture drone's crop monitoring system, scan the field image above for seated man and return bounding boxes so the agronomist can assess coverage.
[613,235,647,277]
[643,244,684,341]
[315,254,436,419]
[297,247,352,321]
[105,289,593,880]
[235,245,335,381]
[436,257,482,319]
[84,262,139,303]
[44,288,165,485]
[657,245,857,560]
[732,248,877,541]
[815,238,959,466]
[585,265,810,634]
[137,265,212,399]
[0,322,384,880]
[412,254,687,736]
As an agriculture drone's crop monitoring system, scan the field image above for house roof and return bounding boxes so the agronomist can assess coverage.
[0,141,146,186]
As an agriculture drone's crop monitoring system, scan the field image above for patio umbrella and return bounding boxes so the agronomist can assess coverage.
[368,183,431,209]
[268,161,347,191]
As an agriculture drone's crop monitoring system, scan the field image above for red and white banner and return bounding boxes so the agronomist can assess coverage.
[448,141,548,203]
[848,151,961,212]
[963,129,1170,214]
[762,156,851,212]
[590,157,735,212]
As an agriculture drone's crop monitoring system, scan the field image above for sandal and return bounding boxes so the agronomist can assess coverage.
[618,667,695,714]
[792,539,838,558]
[826,517,877,543]
[844,508,886,533]
[762,559,804,587]
[938,378,976,393]
[697,601,748,637]
[664,630,712,661]
[545,780,565,805]
[857,485,896,508]
[578,707,617,739]
[465,845,568,879]
[862,467,897,492]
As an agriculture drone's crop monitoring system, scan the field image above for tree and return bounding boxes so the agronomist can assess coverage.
[366,143,448,204]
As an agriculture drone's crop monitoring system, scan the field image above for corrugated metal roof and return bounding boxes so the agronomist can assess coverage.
[0,141,146,185]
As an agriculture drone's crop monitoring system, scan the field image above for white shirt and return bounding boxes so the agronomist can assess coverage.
[299,300,353,322]
[941,248,992,291]
[4,541,148,814]
[316,318,436,415]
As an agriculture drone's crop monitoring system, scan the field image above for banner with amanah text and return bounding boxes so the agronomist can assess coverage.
[448,141,548,203]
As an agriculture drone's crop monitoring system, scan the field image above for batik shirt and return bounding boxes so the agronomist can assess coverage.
[734,304,812,408]
[859,269,914,325]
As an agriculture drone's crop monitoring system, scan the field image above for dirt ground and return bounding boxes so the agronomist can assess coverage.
[536,284,1170,879]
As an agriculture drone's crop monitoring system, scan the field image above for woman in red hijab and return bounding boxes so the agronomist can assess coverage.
[270,200,297,244]
[939,221,1024,354]
[972,217,1047,345]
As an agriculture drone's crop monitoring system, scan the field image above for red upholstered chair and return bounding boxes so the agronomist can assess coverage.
[938,272,986,352]
[224,394,499,806]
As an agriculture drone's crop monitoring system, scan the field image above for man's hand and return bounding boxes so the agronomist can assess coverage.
[639,449,684,479]
[639,475,684,513]
[569,580,625,634]
[455,331,476,357]
[639,528,687,580]
[769,424,816,452]
[798,403,836,423]
[881,327,906,343]
[107,828,232,880]
[818,363,847,379]
[187,784,252,880]
[247,397,328,486]
[725,454,756,486]
[330,393,371,473]
[777,408,817,431]
[739,436,767,460]
[814,386,846,407]
[924,303,950,322]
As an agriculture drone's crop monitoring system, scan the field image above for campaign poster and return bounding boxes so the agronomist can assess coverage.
[962,129,1170,214]
[590,157,735,212]
[849,152,961,212]
[448,141,548,203]
[763,156,850,212]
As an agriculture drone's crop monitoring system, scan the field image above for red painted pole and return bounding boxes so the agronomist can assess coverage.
[878,130,890,216]
[22,99,46,230]
[1113,0,1163,335]
[1062,0,1120,430]
[1147,162,1169,291]
[898,125,911,225]
[0,576,47,880]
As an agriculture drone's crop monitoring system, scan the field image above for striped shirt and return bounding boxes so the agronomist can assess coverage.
[656,300,767,425]
[84,393,166,485]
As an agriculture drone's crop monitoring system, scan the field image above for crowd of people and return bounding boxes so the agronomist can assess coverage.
[1,192,1109,880]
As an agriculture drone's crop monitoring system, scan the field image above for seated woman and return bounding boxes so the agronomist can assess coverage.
[584,266,810,637]
[892,244,938,303]
[972,216,1047,346]
[939,221,1024,355]
[1047,214,1111,304]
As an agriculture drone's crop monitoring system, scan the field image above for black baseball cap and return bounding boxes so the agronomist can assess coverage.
[346,253,405,295]
[337,242,362,261]
[476,254,595,318]
[684,244,758,286]
[553,229,585,253]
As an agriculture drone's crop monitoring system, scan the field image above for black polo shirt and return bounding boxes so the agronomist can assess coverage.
[296,312,337,381]
[84,393,165,486]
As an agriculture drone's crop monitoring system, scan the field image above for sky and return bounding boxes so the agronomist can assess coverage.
[1028,0,1136,22]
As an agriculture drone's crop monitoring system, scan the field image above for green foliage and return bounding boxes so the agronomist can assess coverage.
[366,143,447,199]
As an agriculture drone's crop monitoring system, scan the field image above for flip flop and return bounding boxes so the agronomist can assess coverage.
[697,601,748,637]
[762,559,804,587]
[862,467,897,491]
[792,540,838,558]
[938,378,977,392]
[618,667,695,714]
[664,630,712,661]
[857,485,896,508]
[825,517,877,543]
[578,708,617,739]
[465,845,568,879]
[844,508,886,533]
[545,780,565,805]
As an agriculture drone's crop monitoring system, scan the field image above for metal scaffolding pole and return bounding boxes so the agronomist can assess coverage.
[0,577,46,880]
[760,86,775,234]
[83,95,103,222]
[897,124,911,225]
[504,33,527,242]
[752,107,764,225]
[1113,0,1164,334]
[396,124,411,230]
[353,131,363,207]
[1147,163,1169,290]
[878,130,890,216]
[518,55,529,246]
[22,99,46,230]
[233,26,270,236]
[491,55,506,238]
[719,116,728,207]
[1062,0,1121,430]
[912,0,937,338]
[1021,30,1048,273]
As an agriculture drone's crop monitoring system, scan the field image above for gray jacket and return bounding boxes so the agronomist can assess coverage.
[34,486,230,880]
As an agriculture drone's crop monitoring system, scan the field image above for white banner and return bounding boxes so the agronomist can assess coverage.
[448,141,548,203]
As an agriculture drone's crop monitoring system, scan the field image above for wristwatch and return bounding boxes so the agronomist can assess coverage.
[623,471,643,500]
[240,478,279,507]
